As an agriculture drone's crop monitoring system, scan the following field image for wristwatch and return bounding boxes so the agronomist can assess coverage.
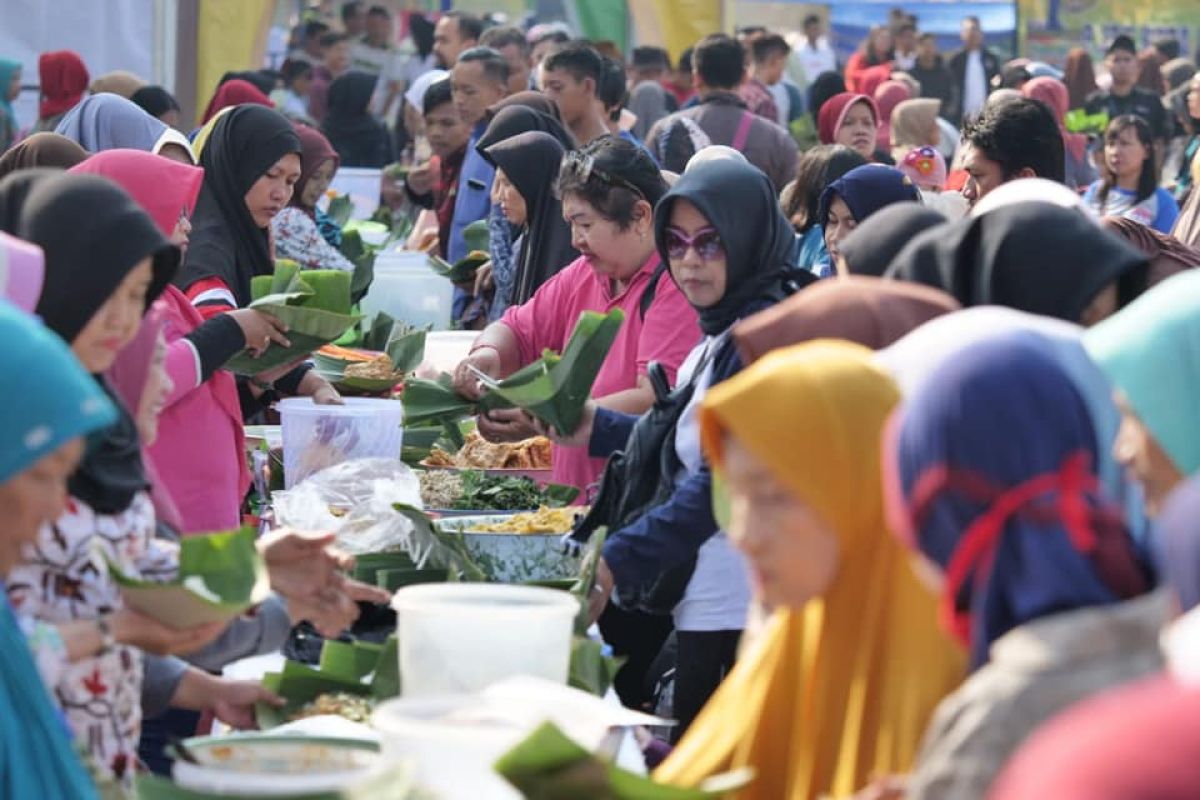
[96,614,116,655]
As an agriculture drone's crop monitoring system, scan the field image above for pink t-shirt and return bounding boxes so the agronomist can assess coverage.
[500,252,700,493]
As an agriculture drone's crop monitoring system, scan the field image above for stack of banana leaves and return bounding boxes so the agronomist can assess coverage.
[426,219,491,284]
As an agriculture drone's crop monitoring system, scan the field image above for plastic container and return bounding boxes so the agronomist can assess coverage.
[279,397,403,488]
[390,584,577,696]
[422,330,478,374]
[327,167,381,220]
[361,250,454,330]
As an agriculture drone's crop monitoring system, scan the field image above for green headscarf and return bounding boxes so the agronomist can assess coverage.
[1084,270,1200,475]
[0,59,21,144]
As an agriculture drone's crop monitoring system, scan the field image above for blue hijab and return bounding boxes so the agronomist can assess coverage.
[889,332,1150,668]
[817,163,920,231]
[1158,475,1200,613]
[53,92,167,153]
[0,298,116,799]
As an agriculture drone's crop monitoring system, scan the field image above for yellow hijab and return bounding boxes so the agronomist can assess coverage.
[655,340,966,800]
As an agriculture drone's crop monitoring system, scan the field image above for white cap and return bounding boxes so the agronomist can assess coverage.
[405,69,449,113]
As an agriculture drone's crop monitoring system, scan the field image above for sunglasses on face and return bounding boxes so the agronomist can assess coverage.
[665,226,724,261]
[562,150,647,200]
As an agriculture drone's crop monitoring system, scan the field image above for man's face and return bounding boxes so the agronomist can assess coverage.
[498,43,532,94]
[804,21,821,42]
[960,143,1007,208]
[433,18,467,69]
[961,21,983,49]
[424,102,471,159]
[366,13,391,45]
[896,28,916,53]
[918,36,937,60]
[343,7,365,38]
[760,53,787,86]
[326,41,350,74]
[1107,51,1139,87]
[541,68,592,124]
[451,60,505,126]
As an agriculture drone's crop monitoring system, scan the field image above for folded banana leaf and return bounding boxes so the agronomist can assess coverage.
[402,310,625,435]
[427,250,489,284]
[463,219,491,254]
[326,193,355,227]
[340,229,377,304]
[109,527,269,628]
[255,656,374,729]
[567,637,622,698]
[571,527,607,636]
[495,722,753,799]
[371,635,401,700]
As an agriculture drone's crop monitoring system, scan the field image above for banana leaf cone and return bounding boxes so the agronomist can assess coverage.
[401,373,476,427]
[463,218,491,254]
[427,250,489,284]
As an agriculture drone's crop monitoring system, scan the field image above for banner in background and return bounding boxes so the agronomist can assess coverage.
[196,0,275,120]
[830,1,1017,64]
[1020,0,1200,67]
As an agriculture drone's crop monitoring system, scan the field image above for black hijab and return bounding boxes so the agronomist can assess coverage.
[322,71,389,168]
[840,204,949,276]
[654,159,794,336]
[130,85,180,119]
[177,104,301,306]
[0,169,59,235]
[809,71,848,124]
[477,105,577,158]
[485,132,579,305]
[19,173,179,514]
[885,202,1149,322]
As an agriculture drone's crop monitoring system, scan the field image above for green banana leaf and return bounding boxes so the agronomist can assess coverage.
[319,640,384,683]
[570,527,607,636]
[567,637,622,697]
[255,658,373,729]
[392,503,489,583]
[361,312,398,351]
[463,218,491,254]
[109,527,269,628]
[427,250,489,284]
[326,194,355,227]
[371,635,401,700]
[374,566,446,591]
[222,305,362,375]
[494,722,754,799]
[340,229,376,304]
[401,373,475,427]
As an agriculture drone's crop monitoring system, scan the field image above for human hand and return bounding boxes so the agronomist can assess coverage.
[587,558,614,626]
[473,261,494,296]
[110,609,226,656]
[477,407,538,442]
[298,371,343,405]
[406,162,435,196]
[211,678,284,730]
[451,348,501,401]
[531,401,595,449]
[228,309,290,356]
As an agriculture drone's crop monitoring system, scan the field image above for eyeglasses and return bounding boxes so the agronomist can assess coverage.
[562,150,647,200]
[664,226,724,261]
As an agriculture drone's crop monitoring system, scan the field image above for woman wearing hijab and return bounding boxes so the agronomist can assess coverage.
[0,132,86,180]
[886,201,1149,325]
[837,204,947,277]
[200,77,272,125]
[1084,270,1200,516]
[819,163,921,272]
[0,297,119,800]
[176,104,339,408]
[817,92,880,162]
[1102,216,1200,287]
[884,334,1157,800]
[321,71,391,168]
[873,79,912,153]
[889,97,941,162]
[655,341,965,799]
[483,132,577,312]
[781,145,867,276]
[89,70,145,99]
[130,85,182,130]
[271,123,353,271]
[54,93,195,164]
[0,58,21,153]
[32,50,88,133]
[1022,76,1099,190]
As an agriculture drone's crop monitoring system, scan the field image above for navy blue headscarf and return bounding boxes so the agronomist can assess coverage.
[817,163,920,231]
[887,332,1150,668]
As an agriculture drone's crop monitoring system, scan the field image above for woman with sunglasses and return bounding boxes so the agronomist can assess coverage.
[452,135,699,495]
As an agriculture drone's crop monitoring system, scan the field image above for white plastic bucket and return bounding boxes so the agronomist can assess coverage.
[278,397,403,488]
[390,584,577,697]
[327,167,382,221]
[361,250,454,330]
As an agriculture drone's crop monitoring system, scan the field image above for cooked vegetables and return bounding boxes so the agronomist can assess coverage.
[419,470,463,509]
[290,692,374,724]
[419,469,580,511]
[465,507,581,534]
[423,432,552,470]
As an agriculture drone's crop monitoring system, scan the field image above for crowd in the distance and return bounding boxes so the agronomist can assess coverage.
[3,3,1200,798]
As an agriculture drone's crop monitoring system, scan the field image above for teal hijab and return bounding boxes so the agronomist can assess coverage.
[0,298,114,799]
[1085,270,1200,476]
[0,59,20,142]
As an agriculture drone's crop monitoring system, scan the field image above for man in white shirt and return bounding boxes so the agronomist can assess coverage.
[893,19,919,72]
[794,15,837,84]
[350,5,407,119]
[948,16,1000,124]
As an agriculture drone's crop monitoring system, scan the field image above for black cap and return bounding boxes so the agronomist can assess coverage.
[1107,34,1137,56]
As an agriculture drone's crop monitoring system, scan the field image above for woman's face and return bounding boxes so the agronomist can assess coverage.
[7,68,20,103]
[1079,282,1119,326]
[72,258,154,373]
[136,333,173,446]
[1113,392,1184,516]
[1105,125,1148,182]
[872,30,893,59]
[824,195,857,267]
[1188,77,1200,121]
[562,193,655,282]
[493,168,528,227]
[723,434,840,608]
[665,198,727,309]
[301,158,336,208]
[169,210,193,251]
[837,101,878,158]
[0,438,83,575]
[244,152,301,228]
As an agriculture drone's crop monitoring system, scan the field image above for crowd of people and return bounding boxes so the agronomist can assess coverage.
[4,2,1200,798]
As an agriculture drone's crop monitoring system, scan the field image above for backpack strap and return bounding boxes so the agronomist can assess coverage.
[731,109,755,151]
[639,260,669,320]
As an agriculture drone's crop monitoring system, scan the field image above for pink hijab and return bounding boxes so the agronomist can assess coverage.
[1023,77,1089,162]
[875,80,913,153]
[0,232,45,314]
[69,149,204,234]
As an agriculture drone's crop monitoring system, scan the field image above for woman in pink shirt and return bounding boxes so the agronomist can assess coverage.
[453,136,700,493]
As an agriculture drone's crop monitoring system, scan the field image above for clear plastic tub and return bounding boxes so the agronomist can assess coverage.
[390,584,577,696]
[361,250,454,330]
[326,167,381,220]
[278,398,403,488]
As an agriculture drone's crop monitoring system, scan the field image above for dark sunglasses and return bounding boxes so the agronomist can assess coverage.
[563,150,647,200]
[664,226,724,261]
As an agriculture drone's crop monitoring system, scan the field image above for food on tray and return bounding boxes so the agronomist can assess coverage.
[418,469,580,511]
[465,507,581,534]
[198,740,372,773]
[343,354,404,383]
[419,470,464,509]
[289,692,374,724]
[423,432,551,470]
[318,344,379,363]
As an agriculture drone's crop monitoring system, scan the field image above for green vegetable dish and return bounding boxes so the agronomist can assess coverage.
[418,469,579,511]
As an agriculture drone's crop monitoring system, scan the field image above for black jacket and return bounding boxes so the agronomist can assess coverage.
[947,47,1001,124]
[909,56,955,111]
